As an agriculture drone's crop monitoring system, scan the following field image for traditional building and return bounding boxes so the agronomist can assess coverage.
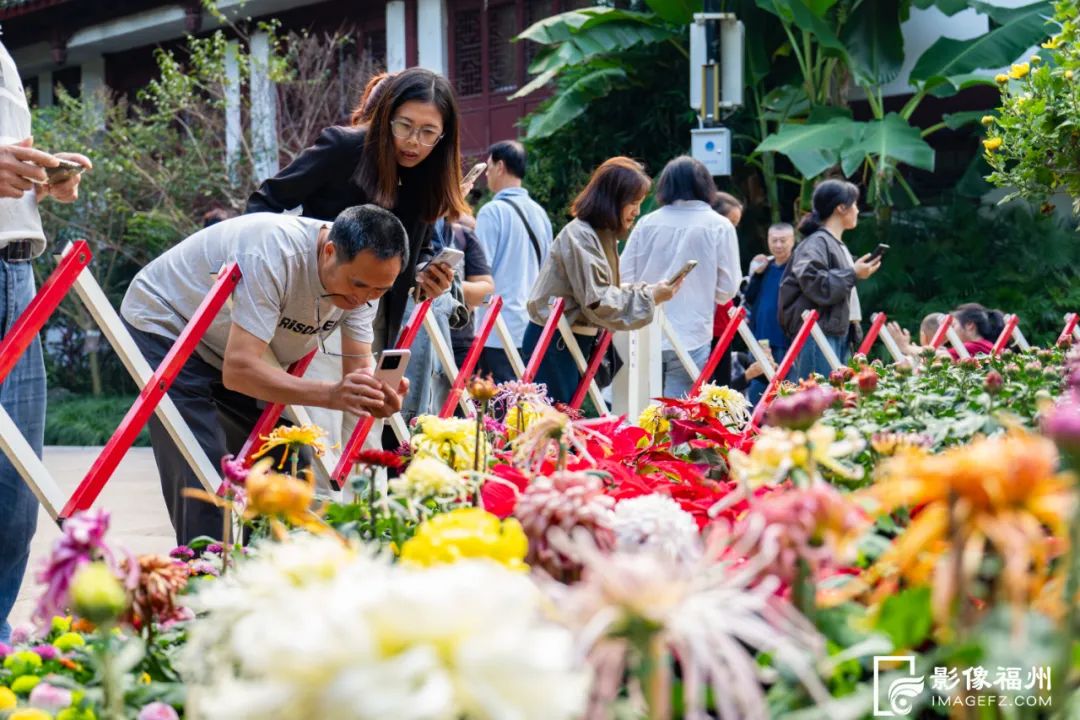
[0,0,587,157]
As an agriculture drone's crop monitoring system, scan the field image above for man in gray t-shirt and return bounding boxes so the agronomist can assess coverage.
[121,205,409,543]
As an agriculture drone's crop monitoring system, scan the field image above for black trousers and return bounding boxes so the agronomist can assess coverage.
[127,323,304,545]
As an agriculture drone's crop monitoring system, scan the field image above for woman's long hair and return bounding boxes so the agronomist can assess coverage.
[350,72,394,126]
[571,157,651,236]
[355,67,470,222]
[798,179,859,236]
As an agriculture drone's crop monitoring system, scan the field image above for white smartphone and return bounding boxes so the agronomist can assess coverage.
[430,246,465,272]
[462,162,487,187]
[374,349,411,389]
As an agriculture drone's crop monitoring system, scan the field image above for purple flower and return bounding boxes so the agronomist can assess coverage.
[1042,391,1080,460]
[29,681,72,711]
[9,625,32,644]
[31,644,57,661]
[189,560,220,577]
[169,546,195,560]
[137,702,180,720]
[765,386,837,430]
[205,543,223,555]
[0,642,11,659]
[34,508,118,625]
[220,454,249,489]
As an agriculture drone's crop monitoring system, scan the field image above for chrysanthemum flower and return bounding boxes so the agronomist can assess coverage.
[543,530,830,719]
[410,415,487,471]
[1009,62,1030,79]
[513,471,615,582]
[695,383,751,430]
[389,457,471,501]
[848,430,1075,627]
[251,424,327,468]
[728,424,864,488]
[400,507,528,571]
[612,494,700,562]
[124,554,190,627]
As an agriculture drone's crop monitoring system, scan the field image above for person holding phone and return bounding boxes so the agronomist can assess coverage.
[779,180,880,381]
[622,156,741,398]
[524,157,682,405]
[474,140,554,383]
[0,37,93,644]
[121,205,409,544]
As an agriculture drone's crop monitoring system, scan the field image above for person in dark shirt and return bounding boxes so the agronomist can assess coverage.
[745,222,795,359]
[245,67,470,349]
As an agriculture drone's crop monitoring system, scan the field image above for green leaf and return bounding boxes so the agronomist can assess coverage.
[942,109,987,129]
[911,0,971,15]
[755,0,848,56]
[524,68,629,139]
[756,114,862,177]
[909,1,1053,85]
[841,0,906,85]
[643,0,701,25]
[875,586,932,651]
[849,113,936,171]
[805,0,840,15]
[760,84,811,121]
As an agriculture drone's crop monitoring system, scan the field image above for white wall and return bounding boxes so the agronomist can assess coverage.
[386,0,408,73]
[417,0,448,75]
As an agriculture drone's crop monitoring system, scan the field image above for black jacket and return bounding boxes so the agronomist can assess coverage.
[245,125,435,348]
[778,229,855,338]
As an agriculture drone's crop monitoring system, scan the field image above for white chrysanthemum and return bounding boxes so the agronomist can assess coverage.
[183,536,587,720]
[612,494,700,561]
[695,383,752,430]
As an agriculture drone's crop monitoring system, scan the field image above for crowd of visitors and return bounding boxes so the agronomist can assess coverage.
[0,53,1019,638]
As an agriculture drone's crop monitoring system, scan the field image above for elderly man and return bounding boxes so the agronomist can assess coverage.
[121,205,410,544]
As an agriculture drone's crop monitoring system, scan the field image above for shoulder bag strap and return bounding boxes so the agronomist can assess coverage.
[496,196,543,267]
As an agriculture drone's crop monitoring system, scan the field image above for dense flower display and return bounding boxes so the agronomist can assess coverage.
[2,344,1078,718]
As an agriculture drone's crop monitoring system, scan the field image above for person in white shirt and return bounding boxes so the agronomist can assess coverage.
[621,156,741,398]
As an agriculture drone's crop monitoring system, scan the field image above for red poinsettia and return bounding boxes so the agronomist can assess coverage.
[480,464,530,518]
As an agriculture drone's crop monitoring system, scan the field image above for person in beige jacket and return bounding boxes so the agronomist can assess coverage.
[523,157,681,404]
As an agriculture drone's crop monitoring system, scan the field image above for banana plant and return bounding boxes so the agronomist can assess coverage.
[751,0,1052,213]
[510,0,698,140]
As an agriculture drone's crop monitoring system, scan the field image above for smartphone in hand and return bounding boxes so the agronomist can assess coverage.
[868,243,890,261]
[668,260,699,285]
[374,349,411,389]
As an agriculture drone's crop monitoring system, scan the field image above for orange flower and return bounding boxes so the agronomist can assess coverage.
[841,431,1075,629]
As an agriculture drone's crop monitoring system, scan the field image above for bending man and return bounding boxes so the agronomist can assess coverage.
[121,205,408,544]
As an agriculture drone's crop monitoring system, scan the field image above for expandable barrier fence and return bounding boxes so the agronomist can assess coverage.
[1,243,1076,519]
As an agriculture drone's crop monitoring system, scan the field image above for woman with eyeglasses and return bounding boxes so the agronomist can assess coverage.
[523,157,683,406]
[246,67,470,351]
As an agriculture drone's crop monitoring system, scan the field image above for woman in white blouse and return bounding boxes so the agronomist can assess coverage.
[621,156,741,398]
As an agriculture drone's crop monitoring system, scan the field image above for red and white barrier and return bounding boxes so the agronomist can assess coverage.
[0,242,239,522]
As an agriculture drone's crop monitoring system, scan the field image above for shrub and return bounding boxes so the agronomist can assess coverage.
[45,395,150,447]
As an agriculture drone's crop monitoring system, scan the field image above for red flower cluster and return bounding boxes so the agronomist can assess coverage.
[353,449,404,471]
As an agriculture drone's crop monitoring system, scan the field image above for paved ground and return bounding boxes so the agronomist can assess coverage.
[10,447,174,629]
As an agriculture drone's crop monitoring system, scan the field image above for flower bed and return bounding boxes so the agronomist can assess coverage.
[2,347,1078,719]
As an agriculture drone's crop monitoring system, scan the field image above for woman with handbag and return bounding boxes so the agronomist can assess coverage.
[523,157,683,405]
[778,179,880,380]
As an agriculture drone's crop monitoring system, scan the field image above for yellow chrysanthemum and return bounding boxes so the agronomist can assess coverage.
[980,115,995,126]
[994,73,1009,84]
[410,415,487,471]
[234,458,329,538]
[251,424,327,467]
[1042,35,1062,49]
[9,710,52,720]
[505,402,542,440]
[389,457,469,499]
[695,383,751,429]
[1066,70,1074,80]
[400,507,528,571]
[637,403,671,436]
[1029,54,1041,64]
[729,424,864,488]
[0,687,15,711]
[1009,62,1030,79]
[983,137,1003,152]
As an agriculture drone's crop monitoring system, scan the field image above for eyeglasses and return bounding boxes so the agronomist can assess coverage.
[314,295,377,360]
[390,119,444,147]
